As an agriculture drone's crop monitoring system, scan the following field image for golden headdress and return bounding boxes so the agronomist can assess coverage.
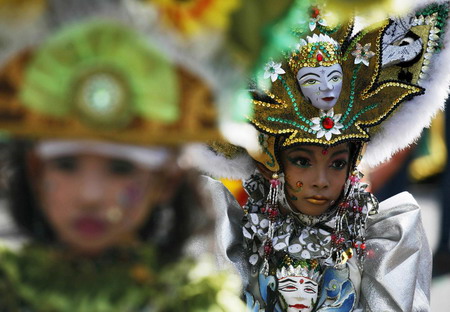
[249,1,450,172]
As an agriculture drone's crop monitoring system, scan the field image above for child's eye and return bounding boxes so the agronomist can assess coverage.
[49,156,78,173]
[331,159,347,170]
[289,157,311,168]
[108,159,136,176]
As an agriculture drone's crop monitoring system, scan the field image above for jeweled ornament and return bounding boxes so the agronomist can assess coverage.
[322,117,334,129]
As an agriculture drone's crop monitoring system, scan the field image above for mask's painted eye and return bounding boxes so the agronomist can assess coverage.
[304,287,317,294]
[330,75,342,83]
[301,79,320,86]
[279,285,298,292]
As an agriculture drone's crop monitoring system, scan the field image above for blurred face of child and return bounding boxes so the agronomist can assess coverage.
[32,152,171,255]
[280,144,350,216]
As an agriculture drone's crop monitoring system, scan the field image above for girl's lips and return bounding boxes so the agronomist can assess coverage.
[73,217,107,237]
[306,196,328,205]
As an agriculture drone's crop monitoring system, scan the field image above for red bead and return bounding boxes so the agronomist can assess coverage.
[270,179,280,187]
[296,181,303,188]
[322,117,334,129]
[316,53,324,61]
[311,7,320,18]
[360,243,366,250]
[321,149,328,155]
[353,242,359,248]
[264,244,272,254]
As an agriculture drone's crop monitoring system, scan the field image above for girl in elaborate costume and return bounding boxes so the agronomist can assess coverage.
[195,1,450,311]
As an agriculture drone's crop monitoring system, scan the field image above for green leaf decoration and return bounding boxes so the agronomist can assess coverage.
[20,20,179,129]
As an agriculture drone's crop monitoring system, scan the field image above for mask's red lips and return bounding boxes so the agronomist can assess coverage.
[289,303,309,309]
[322,97,335,102]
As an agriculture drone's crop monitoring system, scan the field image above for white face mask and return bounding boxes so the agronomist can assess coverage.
[297,64,343,111]
[278,275,318,312]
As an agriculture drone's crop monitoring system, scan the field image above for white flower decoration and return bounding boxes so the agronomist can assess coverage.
[263,60,285,82]
[310,109,343,141]
[351,43,376,66]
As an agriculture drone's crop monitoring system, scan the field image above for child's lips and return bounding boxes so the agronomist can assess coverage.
[306,196,328,205]
[73,216,107,237]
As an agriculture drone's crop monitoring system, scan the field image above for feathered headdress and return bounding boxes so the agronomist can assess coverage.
[193,0,450,178]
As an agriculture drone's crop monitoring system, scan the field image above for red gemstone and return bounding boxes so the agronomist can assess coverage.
[311,7,320,18]
[321,149,328,155]
[316,53,323,61]
[360,243,366,250]
[322,117,334,129]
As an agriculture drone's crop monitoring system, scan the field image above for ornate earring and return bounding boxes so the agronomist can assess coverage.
[261,172,281,275]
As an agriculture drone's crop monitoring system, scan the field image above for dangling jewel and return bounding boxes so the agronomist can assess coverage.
[331,169,379,268]
[321,148,328,155]
[261,172,281,275]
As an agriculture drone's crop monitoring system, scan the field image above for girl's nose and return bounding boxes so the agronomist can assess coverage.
[78,172,105,207]
[312,168,329,189]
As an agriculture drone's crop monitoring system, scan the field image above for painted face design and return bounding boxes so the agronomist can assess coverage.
[278,276,318,312]
[297,63,343,111]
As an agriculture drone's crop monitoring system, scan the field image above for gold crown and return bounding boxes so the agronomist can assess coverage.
[289,34,341,77]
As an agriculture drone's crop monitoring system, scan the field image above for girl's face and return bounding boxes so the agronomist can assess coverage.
[280,144,350,216]
[34,153,166,255]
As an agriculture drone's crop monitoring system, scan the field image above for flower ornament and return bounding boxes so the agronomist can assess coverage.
[310,109,343,141]
[309,6,327,31]
[264,60,285,82]
[351,43,376,66]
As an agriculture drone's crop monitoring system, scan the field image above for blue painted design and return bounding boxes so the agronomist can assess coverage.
[245,274,283,312]
[314,266,356,311]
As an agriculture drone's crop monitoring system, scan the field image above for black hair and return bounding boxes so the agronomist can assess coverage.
[2,139,213,263]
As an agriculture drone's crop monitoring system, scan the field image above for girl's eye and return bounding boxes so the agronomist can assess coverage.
[301,79,319,86]
[49,156,78,173]
[331,159,347,170]
[289,157,311,168]
[108,159,136,176]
